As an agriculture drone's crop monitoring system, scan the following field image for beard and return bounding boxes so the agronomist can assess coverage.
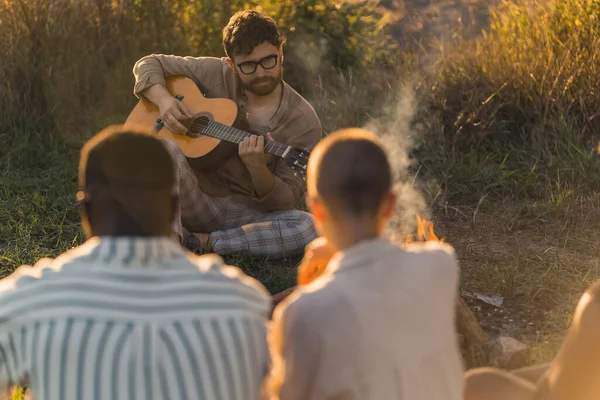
[237,66,283,96]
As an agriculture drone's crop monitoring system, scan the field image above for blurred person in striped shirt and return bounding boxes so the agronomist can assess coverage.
[0,126,271,400]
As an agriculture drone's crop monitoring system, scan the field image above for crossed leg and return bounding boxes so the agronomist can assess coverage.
[163,139,317,260]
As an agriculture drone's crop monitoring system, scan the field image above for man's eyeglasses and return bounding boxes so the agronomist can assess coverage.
[236,54,279,75]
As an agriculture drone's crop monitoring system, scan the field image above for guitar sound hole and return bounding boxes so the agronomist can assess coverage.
[187,113,213,139]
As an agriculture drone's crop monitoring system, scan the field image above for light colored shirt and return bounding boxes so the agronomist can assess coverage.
[268,238,464,400]
[132,55,322,211]
[0,236,271,400]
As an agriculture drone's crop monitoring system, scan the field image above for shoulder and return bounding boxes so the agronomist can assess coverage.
[393,241,460,288]
[275,279,356,334]
[282,83,322,137]
[286,84,321,125]
[0,255,64,321]
[3,237,105,285]
[208,56,232,72]
[195,56,234,83]
[403,241,458,267]
[0,260,49,294]
[189,253,271,305]
[0,241,100,295]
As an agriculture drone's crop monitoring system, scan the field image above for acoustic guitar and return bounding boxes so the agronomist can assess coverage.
[124,76,310,176]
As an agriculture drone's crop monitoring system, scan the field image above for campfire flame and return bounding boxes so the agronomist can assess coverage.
[404,214,445,244]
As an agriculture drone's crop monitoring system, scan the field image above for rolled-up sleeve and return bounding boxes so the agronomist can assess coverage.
[257,120,322,211]
[255,158,306,211]
[132,54,224,99]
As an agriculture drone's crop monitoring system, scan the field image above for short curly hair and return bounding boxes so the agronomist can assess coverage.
[222,10,283,59]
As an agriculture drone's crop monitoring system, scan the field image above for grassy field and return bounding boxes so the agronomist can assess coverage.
[2,1,600,396]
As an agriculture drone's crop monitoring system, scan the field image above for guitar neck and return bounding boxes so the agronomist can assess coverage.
[194,120,289,157]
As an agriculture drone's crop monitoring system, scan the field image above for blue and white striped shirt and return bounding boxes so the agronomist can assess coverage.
[0,236,271,400]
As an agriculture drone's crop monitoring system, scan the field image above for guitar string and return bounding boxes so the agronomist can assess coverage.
[190,120,308,164]
[191,120,290,157]
[205,120,282,153]
[187,120,307,174]
[212,121,307,164]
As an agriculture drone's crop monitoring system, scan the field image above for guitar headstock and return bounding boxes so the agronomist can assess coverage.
[283,147,311,178]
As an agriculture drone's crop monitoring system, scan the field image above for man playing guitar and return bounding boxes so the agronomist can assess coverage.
[132,10,322,259]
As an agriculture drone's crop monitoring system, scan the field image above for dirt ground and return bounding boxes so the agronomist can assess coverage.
[434,198,600,362]
[372,0,599,361]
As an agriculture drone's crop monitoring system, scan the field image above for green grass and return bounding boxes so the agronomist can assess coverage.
[0,132,300,294]
[0,131,82,275]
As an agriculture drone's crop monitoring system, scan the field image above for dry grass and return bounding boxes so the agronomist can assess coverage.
[433,196,600,368]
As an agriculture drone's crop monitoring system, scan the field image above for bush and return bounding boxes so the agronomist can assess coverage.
[417,0,600,201]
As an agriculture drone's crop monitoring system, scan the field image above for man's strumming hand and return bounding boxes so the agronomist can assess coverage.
[157,96,193,135]
[141,83,193,135]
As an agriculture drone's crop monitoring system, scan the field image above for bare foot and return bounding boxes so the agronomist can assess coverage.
[193,232,211,250]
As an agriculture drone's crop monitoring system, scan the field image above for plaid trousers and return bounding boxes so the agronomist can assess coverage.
[164,140,317,260]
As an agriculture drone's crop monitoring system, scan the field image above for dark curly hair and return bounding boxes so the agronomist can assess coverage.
[222,10,284,59]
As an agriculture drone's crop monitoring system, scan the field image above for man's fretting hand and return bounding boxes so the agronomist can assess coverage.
[239,133,273,170]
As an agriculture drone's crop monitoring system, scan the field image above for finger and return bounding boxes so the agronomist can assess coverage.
[266,132,274,141]
[178,102,193,119]
[170,108,184,121]
[254,135,262,152]
[171,116,187,134]
[240,137,249,154]
[162,116,177,134]
[257,135,265,151]
[249,135,258,149]
[166,115,187,134]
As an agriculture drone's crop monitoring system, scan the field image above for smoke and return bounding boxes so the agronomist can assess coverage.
[362,85,428,241]
[287,39,328,77]
[283,23,431,241]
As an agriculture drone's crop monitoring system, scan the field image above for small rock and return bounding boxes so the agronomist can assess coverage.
[474,293,504,307]
[488,336,528,365]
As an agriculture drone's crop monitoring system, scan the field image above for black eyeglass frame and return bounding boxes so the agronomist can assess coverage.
[236,54,279,75]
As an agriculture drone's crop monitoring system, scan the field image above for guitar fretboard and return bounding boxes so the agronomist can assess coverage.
[190,119,289,157]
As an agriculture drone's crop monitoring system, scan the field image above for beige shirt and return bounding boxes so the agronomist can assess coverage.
[132,54,322,211]
[268,238,465,400]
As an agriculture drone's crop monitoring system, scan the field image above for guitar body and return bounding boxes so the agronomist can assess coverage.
[124,76,245,172]
[125,76,311,177]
